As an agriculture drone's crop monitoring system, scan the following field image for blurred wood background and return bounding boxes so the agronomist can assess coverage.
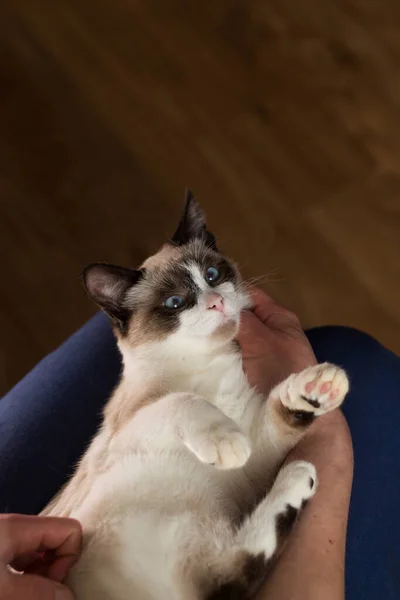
[1,0,400,395]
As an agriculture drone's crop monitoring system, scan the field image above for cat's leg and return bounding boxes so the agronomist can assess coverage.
[236,460,317,555]
[207,460,317,599]
[260,362,349,451]
[117,392,252,470]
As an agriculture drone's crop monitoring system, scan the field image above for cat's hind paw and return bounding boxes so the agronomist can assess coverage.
[272,460,317,508]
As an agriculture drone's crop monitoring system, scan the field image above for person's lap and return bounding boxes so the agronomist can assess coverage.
[307,326,400,600]
[1,314,399,599]
[0,314,121,515]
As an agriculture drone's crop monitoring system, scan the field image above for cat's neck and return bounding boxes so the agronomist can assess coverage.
[119,334,239,388]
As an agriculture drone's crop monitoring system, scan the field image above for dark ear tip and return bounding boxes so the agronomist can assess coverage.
[82,263,95,286]
[171,188,216,247]
[184,188,195,203]
[82,263,94,275]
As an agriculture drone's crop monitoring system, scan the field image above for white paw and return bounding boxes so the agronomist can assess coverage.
[281,363,349,416]
[186,423,252,469]
[272,461,317,508]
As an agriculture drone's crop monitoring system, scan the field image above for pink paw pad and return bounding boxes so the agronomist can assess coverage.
[305,381,316,394]
[320,381,332,394]
[330,389,340,401]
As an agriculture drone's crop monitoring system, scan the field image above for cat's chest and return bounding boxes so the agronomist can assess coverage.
[165,357,259,427]
[167,356,237,395]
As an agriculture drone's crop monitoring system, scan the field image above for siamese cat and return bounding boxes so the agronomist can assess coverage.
[45,191,348,600]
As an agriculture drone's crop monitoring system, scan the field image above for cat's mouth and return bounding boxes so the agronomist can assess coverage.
[217,308,240,326]
[218,314,235,326]
[211,312,240,342]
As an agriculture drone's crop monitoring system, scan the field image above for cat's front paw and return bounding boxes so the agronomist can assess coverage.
[185,423,252,469]
[281,363,349,416]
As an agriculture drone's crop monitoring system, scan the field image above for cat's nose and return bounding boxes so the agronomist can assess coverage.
[206,293,224,312]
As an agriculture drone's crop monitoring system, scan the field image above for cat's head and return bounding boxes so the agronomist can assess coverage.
[83,191,250,350]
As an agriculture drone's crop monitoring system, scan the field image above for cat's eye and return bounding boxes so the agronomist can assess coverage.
[164,295,185,309]
[205,266,220,283]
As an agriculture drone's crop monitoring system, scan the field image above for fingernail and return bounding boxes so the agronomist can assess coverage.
[55,583,73,600]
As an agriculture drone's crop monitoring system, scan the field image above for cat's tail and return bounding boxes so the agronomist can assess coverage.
[205,461,317,599]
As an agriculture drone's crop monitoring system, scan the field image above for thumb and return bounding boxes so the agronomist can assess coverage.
[5,573,75,600]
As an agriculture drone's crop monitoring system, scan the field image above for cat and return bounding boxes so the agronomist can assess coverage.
[44,190,349,600]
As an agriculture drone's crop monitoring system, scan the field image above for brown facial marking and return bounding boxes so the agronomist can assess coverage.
[180,239,239,288]
[124,263,197,345]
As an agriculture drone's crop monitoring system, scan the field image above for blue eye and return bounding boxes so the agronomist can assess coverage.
[205,266,220,283]
[164,295,185,309]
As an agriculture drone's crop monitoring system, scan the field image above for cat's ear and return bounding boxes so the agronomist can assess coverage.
[82,263,143,331]
[171,189,217,250]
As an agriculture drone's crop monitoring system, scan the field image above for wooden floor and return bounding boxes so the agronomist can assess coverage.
[1,1,400,395]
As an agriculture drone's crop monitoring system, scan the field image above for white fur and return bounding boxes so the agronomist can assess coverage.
[47,281,348,600]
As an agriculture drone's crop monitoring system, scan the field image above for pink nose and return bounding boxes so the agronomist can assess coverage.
[207,293,224,312]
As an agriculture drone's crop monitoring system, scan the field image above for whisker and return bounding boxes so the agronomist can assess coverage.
[238,271,285,291]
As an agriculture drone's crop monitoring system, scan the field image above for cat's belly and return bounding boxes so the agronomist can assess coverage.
[68,509,205,600]
[72,447,254,527]
[68,450,256,600]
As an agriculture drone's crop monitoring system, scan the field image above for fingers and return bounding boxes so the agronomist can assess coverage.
[245,287,300,331]
[0,514,82,582]
[3,573,75,599]
[10,551,43,573]
[16,550,69,580]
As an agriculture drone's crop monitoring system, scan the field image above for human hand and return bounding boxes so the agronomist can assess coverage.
[238,287,317,394]
[0,514,81,600]
[237,287,352,453]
